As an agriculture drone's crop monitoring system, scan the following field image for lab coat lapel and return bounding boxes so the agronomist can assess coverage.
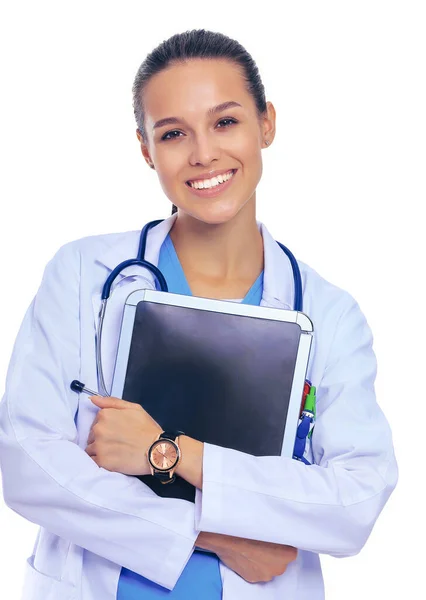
[93,213,179,277]
[258,222,295,311]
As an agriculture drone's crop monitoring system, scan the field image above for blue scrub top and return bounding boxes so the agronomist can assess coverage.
[117,233,264,599]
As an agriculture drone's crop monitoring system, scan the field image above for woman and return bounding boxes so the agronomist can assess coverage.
[0,29,397,600]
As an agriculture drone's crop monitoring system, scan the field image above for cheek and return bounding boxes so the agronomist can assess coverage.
[155,151,185,189]
[236,137,263,185]
[241,129,263,159]
[229,128,263,172]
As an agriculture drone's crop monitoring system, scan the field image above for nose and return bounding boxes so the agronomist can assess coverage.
[188,131,220,167]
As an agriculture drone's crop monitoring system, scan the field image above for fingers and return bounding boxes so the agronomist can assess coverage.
[89,396,119,408]
[87,429,95,445]
[89,396,141,410]
[85,442,96,457]
[87,416,101,445]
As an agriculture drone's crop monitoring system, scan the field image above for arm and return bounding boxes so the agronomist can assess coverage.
[176,296,398,557]
[0,243,198,591]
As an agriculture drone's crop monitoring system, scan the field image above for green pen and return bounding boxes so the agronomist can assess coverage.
[303,385,316,440]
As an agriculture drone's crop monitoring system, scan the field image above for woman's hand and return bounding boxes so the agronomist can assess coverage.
[85,396,162,476]
[196,532,297,583]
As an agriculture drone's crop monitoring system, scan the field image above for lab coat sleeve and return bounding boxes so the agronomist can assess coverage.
[0,243,198,591]
[194,294,398,557]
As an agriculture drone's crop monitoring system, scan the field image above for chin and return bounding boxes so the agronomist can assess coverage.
[177,199,248,226]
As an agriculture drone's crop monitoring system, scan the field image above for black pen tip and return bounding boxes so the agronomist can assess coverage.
[70,380,85,393]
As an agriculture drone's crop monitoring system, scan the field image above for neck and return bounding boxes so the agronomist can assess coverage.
[169,199,264,283]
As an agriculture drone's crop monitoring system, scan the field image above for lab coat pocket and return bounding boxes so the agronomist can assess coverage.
[21,555,78,600]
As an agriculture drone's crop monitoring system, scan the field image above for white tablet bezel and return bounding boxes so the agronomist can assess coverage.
[111,289,313,458]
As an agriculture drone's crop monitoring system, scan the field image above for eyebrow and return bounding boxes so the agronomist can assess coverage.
[152,101,243,130]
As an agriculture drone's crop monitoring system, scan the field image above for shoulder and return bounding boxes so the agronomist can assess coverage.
[296,258,373,358]
[67,229,138,256]
[47,229,140,269]
[294,260,375,394]
[297,259,357,318]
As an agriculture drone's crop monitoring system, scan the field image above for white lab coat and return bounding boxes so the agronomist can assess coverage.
[0,214,398,600]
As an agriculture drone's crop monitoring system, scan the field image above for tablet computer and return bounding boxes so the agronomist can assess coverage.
[111,289,313,501]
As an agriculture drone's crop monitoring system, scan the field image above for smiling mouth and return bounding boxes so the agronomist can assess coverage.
[185,169,237,189]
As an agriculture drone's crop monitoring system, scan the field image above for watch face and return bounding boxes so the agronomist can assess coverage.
[149,440,179,471]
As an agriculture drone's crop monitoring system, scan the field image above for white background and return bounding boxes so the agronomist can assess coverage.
[0,1,424,597]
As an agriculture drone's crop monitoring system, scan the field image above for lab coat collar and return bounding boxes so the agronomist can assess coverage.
[96,214,178,279]
[95,214,295,310]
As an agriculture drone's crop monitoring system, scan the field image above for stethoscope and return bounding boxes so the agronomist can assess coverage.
[70,218,313,464]
[71,218,303,397]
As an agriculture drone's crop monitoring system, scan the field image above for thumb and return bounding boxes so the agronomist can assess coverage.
[89,395,135,409]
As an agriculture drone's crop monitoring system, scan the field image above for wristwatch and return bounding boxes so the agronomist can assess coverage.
[147,430,185,484]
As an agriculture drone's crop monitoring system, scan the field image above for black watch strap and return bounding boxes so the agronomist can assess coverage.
[155,470,176,483]
[159,430,185,441]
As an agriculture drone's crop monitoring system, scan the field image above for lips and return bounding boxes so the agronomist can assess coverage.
[184,168,237,198]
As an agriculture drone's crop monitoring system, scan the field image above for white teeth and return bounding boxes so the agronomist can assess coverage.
[189,170,234,189]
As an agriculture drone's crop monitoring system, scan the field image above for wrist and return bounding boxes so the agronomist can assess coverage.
[175,435,204,489]
[195,532,219,553]
[195,531,234,555]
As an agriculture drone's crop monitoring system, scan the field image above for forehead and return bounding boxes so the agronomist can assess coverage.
[143,59,254,123]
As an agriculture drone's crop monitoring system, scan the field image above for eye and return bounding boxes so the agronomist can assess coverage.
[161,130,183,141]
[160,118,238,141]
[216,117,238,128]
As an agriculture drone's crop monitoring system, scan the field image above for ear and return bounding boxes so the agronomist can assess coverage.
[136,129,155,169]
[261,101,276,147]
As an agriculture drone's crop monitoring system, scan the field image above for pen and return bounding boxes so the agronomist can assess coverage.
[70,380,108,397]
